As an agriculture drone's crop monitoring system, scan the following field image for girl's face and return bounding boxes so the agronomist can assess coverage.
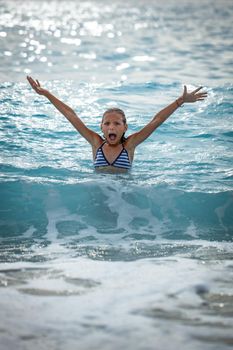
[101,112,128,145]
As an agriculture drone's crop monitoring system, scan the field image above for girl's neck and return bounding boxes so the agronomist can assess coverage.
[104,140,123,148]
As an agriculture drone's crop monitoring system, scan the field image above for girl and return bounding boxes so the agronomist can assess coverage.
[27,76,207,173]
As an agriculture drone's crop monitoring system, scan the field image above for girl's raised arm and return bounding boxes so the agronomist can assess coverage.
[127,85,207,148]
[27,76,101,146]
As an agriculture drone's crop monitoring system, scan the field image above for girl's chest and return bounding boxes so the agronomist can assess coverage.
[102,144,123,164]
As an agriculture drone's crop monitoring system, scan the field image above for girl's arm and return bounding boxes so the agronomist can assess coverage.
[27,76,101,146]
[127,86,207,148]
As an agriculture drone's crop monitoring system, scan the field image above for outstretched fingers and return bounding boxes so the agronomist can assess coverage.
[192,87,208,102]
[192,86,203,94]
[182,85,208,103]
[27,76,37,88]
[195,93,208,102]
[196,92,208,98]
[27,76,35,83]
[27,75,32,85]
[27,75,44,95]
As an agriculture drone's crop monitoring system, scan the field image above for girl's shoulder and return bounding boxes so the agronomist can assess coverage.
[92,135,105,152]
[123,134,136,150]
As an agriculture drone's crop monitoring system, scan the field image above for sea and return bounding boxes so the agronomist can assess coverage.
[0,0,233,349]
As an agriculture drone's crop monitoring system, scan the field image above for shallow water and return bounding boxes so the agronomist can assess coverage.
[0,0,233,349]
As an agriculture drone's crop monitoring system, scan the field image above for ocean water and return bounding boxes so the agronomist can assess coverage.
[0,0,233,349]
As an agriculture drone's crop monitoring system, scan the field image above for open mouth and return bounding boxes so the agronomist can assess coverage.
[108,133,117,141]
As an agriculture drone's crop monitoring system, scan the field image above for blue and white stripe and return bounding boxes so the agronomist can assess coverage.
[94,145,131,169]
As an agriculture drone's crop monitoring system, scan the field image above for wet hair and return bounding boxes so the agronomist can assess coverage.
[102,108,126,123]
[102,108,127,143]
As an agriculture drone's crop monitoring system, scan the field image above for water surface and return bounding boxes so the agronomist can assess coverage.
[0,1,233,349]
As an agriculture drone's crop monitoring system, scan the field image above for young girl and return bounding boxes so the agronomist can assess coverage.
[27,76,207,173]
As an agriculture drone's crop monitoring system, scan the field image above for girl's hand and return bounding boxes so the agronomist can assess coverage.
[182,85,207,103]
[27,76,48,96]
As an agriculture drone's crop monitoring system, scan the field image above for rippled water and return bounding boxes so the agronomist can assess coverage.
[1,0,233,85]
[0,0,233,349]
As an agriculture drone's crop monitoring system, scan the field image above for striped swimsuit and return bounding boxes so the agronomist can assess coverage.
[94,143,131,170]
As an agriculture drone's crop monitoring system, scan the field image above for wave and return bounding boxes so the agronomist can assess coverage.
[1,179,232,243]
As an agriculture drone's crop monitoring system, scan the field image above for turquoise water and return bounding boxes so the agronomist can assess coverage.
[1,0,233,349]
